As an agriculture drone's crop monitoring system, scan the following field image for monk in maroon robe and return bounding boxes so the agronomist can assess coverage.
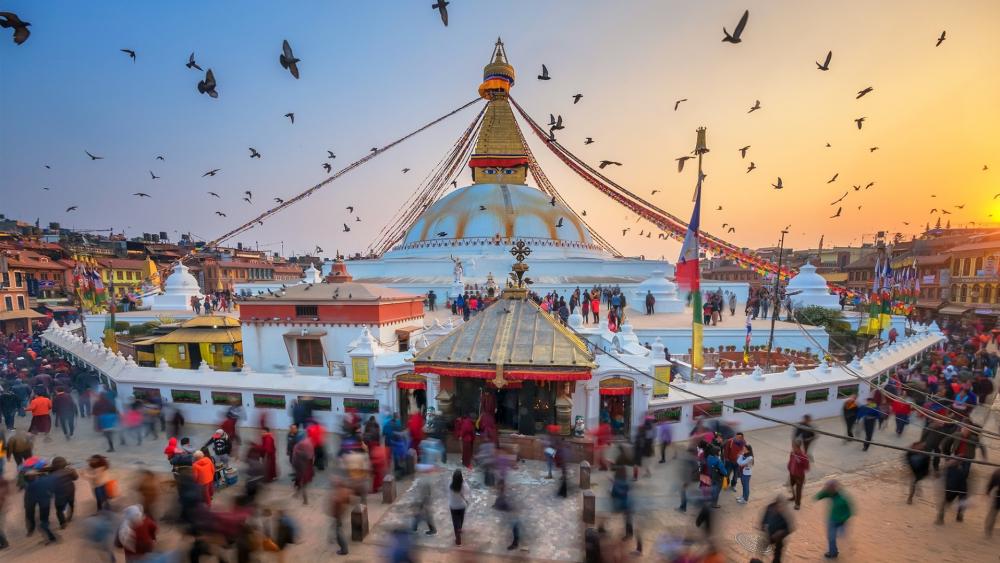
[260,427,278,482]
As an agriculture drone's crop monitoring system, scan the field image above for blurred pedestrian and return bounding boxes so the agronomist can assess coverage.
[26,391,52,441]
[0,476,9,549]
[260,427,278,482]
[656,418,673,463]
[117,504,157,562]
[448,468,470,545]
[787,439,809,510]
[857,397,884,451]
[50,456,78,528]
[84,454,112,512]
[841,394,858,440]
[327,480,351,555]
[135,469,159,520]
[936,457,969,525]
[411,464,437,536]
[791,414,816,456]
[23,461,58,543]
[815,480,853,559]
[737,443,754,504]
[52,387,77,440]
[760,496,793,563]
[986,467,1000,537]
[191,451,215,506]
[292,434,315,505]
[905,442,930,504]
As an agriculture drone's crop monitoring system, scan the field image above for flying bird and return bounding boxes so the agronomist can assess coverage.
[550,115,564,131]
[772,177,784,190]
[202,169,220,177]
[929,209,938,214]
[984,165,989,171]
[327,151,336,159]
[215,211,226,217]
[435,231,447,237]
[739,145,750,159]
[44,165,51,169]
[651,190,660,195]
[371,147,379,153]
[941,209,952,215]
[869,146,879,152]
[279,40,301,79]
[249,147,261,159]
[197,68,218,98]
[65,206,77,212]
[537,64,550,80]
[555,217,564,228]
[549,196,557,206]
[479,205,487,211]
[432,0,449,26]
[149,170,159,180]
[748,100,761,113]
[746,162,756,173]
[856,86,874,99]
[322,163,332,173]
[355,216,362,222]
[402,168,410,173]
[186,52,203,71]
[314,246,323,254]
[727,227,736,233]
[584,137,594,145]
[830,191,848,205]
[852,184,861,191]
[830,207,842,218]
[0,11,31,45]
[120,49,136,62]
[722,223,729,229]
[955,204,965,209]
[155,155,165,161]
[674,99,687,111]
[132,192,151,198]
[864,182,875,189]
[208,192,220,198]
[85,151,103,160]
[284,112,294,124]
[816,51,832,71]
[450,180,457,187]
[41,187,49,191]
[274,198,284,204]
[599,160,622,169]
[827,173,839,183]
[854,117,866,129]
[244,190,252,200]
[716,206,723,211]
[581,210,587,216]
[722,9,749,43]
[242,197,252,204]
[936,31,946,47]
[346,206,354,213]
[572,94,583,104]
[676,156,694,172]
[621,228,630,237]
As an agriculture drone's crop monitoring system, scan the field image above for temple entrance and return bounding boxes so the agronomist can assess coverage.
[448,378,558,436]
[599,377,634,436]
[396,373,427,420]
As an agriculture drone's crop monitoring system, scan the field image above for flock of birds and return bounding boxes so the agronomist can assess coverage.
[2,6,992,251]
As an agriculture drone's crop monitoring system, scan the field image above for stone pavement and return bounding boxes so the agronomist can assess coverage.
[0,405,997,562]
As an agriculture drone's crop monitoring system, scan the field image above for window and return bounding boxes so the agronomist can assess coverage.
[3,296,11,311]
[116,271,124,280]
[974,257,983,275]
[211,391,242,406]
[178,345,186,360]
[296,339,324,367]
[959,285,967,302]
[952,260,960,276]
[805,388,830,403]
[771,392,796,407]
[253,393,286,409]
[170,389,201,404]
[14,272,22,287]
[962,259,971,276]
[295,305,318,317]
[16,296,25,310]
[1,272,8,286]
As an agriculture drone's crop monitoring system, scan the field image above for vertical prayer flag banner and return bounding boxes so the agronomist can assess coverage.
[351,357,370,386]
[653,365,670,397]
[743,315,752,363]
[677,163,704,369]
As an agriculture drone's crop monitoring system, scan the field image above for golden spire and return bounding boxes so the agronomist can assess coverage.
[471,39,528,184]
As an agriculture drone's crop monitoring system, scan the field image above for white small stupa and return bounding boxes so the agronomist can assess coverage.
[786,261,840,310]
[302,263,323,284]
[631,270,685,314]
[150,262,204,311]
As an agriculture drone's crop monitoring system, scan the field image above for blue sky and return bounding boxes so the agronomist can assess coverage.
[2,1,998,258]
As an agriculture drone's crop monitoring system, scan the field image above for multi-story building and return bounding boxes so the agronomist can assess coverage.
[98,258,152,298]
[3,249,75,301]
[943,235,1000,324]
[911,255,951,321]
[0,253,45,336]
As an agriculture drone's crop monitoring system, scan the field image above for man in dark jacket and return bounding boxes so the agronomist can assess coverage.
[0,386,18,430]
[49,456,78,527]
[905,442,930,504]
[936,457,969,524]
[52,387,77,440]
[761,496,793,563]
[23,465,58,543]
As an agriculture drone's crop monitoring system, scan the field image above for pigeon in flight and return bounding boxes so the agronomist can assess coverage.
[371,147,379,153]
[651,189,660,195]
[739,146,750,159]
[929,209,938,214]
[314,246,323,254]
[149,170,160,180]
[432,0,449,26]
[549,114,556,126]
[550,115,564,131]
[346,206,354,213]
[284,112,295,124]
[279,40,301,79]
[864,182,875,189]
[0,11,31,45]
[830,207,842,218]
[66,206,78,212]
[197,69,218,98]
[274,198,284,204]
[827,173,839,183]
[249,148,261,159]
[215,211,226,217]
[121,48,136,62]
[856,86,874,99]
[984,165,989,171]
[830,191,848,204]
[674,99,687,111]
[854,117,866,129]
[816,51,832,71]
[44,165,51,169]
[155,155,165,161]
[555,217,564,228]
[955,204,965,209]
[244,190,252,200]
[322,163,332,173]
[716,206,723,211]
[746,162,756,173]
[599,160,622,169]
[208,192,220,198]
[676,156,694,172]
[41,187,50,190]
[584,137,594,145]
[402,168,411,173]
[572,94,583,104]
[722,10,749,43]
[537,64,550,80]
[202,169,220,177]
[133,192,151,198]
[85,150,105,160]
[727,227,736,233]
[549,196,557,206]
[243,197,252,204]
[355,216,362,222]
[772,177,784,190]
[621,228,630,237]
[869,146,879,152]
[941,209,952,215]
[853,184,861,191]
[936,30,946,46]
[450,180,457,188]
[581,210,588,216]
[327,150,336,159]
[436,231,448,237]
[748,100,761,113]
[186,52,203,71]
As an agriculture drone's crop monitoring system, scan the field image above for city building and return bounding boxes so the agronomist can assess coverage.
[136,315,243,371]
[0,252,46,336]
[942,235,1000,324]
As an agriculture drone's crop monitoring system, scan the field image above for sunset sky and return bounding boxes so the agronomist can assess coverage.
[1,0,998,260]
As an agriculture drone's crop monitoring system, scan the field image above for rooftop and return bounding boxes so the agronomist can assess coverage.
[240,281,421,303]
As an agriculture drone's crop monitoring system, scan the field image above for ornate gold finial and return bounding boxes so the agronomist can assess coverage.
[695,126,709,155]
[505,240,531,298]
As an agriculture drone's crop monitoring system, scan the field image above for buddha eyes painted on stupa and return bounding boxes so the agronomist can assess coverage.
[502,169,516,175]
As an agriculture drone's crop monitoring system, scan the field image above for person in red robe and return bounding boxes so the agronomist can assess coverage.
[260,427,278,482]
[406,412,425,453]
[369,443,388,493]
[458,414,476,468]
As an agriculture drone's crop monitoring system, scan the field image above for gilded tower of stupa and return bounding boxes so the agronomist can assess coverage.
[469,39,529,185]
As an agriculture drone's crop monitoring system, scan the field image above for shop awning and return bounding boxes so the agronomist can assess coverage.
[599,377,634,396]
[414,364,591,381]
[939,305,971,316]
[396,373,426,390]
[599,386,632,396]
[0,309,46,321]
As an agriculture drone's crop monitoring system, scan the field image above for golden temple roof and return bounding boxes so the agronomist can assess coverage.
[412,298,595,370]
[473,98,523,158]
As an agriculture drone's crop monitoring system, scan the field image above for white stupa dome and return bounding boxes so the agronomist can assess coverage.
[302,263,322,284]
[151,262,204,311]
[787,261,840,310]
[164,262,200,290]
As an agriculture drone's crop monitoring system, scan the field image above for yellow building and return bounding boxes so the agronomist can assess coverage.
[141,315,243,371]
[97,258,151,297]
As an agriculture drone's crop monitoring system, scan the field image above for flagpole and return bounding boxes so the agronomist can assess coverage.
[691,127,709,373]
[764,227,788,371]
